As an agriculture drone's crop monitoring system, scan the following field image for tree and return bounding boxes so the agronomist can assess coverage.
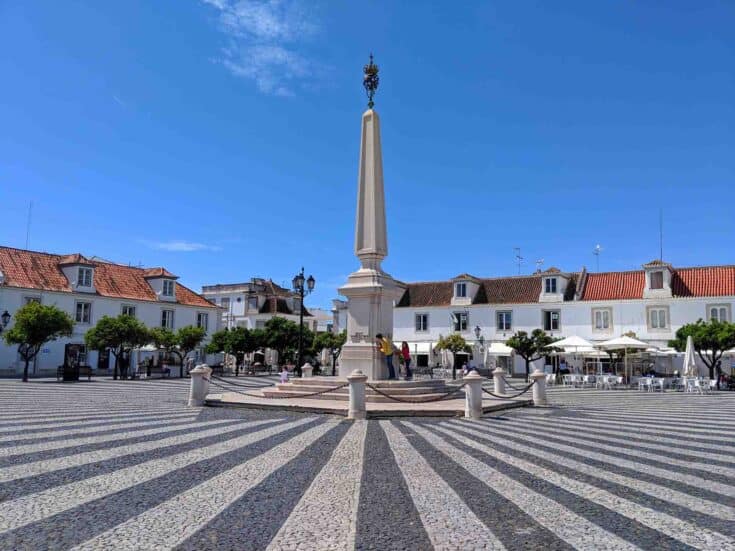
[669,319,735,388]
[3,302,74,382]
[506,329,559,382]
[174,326,206,377]
[434,333,472,380]
[149,327,178,375]
[85,315,149,380]
[206,327,262,376]
[206,327,235,371]
[263,317,301,367]
[313,330,347,376]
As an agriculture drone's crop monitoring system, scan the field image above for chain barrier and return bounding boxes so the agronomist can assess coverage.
[501,376,531,392]
[204,377,349,400]
[210,373,277,389]
[365,382,467,403]
[481,379,536,400]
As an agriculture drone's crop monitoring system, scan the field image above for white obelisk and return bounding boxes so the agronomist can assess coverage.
[339,56,405,380]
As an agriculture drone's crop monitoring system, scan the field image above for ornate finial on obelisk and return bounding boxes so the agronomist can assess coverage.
[363,53,379,109]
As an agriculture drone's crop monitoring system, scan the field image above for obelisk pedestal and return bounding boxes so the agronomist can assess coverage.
[339,100,404,380]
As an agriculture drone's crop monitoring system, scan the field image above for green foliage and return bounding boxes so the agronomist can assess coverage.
[435,333,472,354]
[4,302,74,382]
[176,326,207,356]
[264,317,314,363]
[206,328,232,355]
[506,329,559,381]
[313,330,347,375]
[85,315,149,379]
[149,327,177,351]
[669,319,735,378]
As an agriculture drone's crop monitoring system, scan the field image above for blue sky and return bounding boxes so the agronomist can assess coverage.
[1,1,733,309]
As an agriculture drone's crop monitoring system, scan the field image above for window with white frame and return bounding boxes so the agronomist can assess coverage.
[708,304,731,323]
[121,305,136,318]
[452,311,468,332]
[24,296,41,304]
[592,308,612,331]
[650,271,664,289]
[542,310,560,331]
[161,309,174,329]
[248,296,258,310]
[415,313,429,332]
[648,306,669,330]
[544,277,557,293]
[197,312,209,331]
[75,301,91,324]
[455,282,467,298]
[221,297,230,309]
[497,310,512,331]
[77,267,93,287]
[162,280,175,297]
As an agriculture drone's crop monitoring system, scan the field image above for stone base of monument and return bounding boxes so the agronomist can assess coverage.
[206,376,533,418]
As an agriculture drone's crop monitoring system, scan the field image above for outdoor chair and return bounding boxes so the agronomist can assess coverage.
[638,378,651,392]
[694,379,707,395]
[651,378,664,392]
[545,373,555,386]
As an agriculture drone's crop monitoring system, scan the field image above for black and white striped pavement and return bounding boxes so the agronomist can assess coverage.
[0,377,733,550]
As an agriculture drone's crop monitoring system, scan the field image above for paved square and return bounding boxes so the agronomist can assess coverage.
[0,378,733,550]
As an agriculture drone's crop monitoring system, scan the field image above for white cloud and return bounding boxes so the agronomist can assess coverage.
[144,240,222,252]
[201,0,319,96]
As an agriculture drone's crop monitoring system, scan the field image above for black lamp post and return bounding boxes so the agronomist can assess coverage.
[0,310,10,334]
[292,267,315,377]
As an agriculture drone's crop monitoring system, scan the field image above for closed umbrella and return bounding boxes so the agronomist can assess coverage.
[683,335,698,378]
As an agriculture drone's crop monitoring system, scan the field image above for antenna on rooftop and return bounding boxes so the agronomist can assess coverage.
[514,247,524,275]
[25,201,32,249]
[535,259,544,273]
[659,209,663,261]
[593,244,603,272]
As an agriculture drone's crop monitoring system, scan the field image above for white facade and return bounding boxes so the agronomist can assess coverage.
[392,264,735,376]
[0,286,218,377]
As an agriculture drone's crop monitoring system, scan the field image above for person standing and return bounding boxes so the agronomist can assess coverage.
[401,341,413,380]
[376,333,396,380]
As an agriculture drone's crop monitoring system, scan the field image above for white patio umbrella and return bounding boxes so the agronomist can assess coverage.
[597,335,649,381]
[548,336,594,350]
[683,335,698,378]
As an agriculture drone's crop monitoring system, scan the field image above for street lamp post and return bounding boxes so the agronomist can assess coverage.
[0,310,10,334]
[292,267,315,377]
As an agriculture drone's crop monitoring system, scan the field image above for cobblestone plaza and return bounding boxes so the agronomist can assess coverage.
[0,378,733,550]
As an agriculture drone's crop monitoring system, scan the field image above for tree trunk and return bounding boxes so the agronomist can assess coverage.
[331,354,337,377]
[452,353,456,380]
[113,352,119,380]
[525,358,530,382]
[22,357,30,383]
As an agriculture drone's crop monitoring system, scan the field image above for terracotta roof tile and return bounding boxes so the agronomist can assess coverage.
[143,267,179,279]
[58,253,93,266]
[0,246,214,308]
[672,266,735,297]
[581,271,645,300]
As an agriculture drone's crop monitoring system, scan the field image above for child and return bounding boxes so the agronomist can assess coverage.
[279,365,289,384]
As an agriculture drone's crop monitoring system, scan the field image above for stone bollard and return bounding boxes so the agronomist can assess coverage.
[530,369,548,406]
[188,364,212,407]
[347,370,368,420]
[302,362,314,378]
[463,371,484,420]
[493,367,506,395]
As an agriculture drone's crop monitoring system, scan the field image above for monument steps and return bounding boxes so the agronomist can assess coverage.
[261,377,466,403]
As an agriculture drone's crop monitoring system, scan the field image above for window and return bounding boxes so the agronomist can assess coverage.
[708,304,730,323]
[221,297,231,309]
[452,311,468,332]
[248,296,258,310]
[75,301,91,324]
[24,296,41,304]
[161,309,174,329]
[543,310,560,331]
[77,267,93,287]
[121,305,136,318]
[455,282,467,298]
[162,280,175,297]
[497,311,512,331]
[197,312,209,331]
[650,271,664,290]
[415,313,429,332]
[592,308,612,331]
[544,278,557,293]
[209,297,218,305]
[648,307,668,330]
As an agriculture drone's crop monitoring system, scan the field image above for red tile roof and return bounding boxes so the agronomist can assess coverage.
[580,271,645,301]
[143,267,179,279]
[58,253,94,266]
[0,247,214,308]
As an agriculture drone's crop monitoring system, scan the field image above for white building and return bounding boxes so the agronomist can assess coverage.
[201,278,316,332]
[0,246,219,376]
[331,299,348,335]
[392,261,735,376]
